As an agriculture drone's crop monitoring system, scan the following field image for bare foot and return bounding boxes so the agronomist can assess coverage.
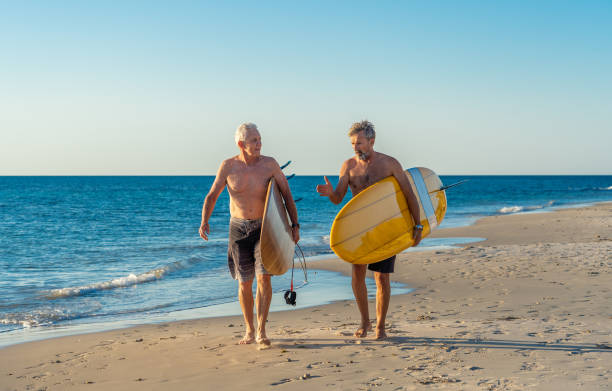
[354,322,373,338]
[375,329,387,340]
[256,335,271,346]
[239,331,255,345]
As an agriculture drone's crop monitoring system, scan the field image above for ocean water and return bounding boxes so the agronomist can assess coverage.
[0,174,610,347]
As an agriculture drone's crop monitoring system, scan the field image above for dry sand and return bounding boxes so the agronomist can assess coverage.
[1,203,611,390]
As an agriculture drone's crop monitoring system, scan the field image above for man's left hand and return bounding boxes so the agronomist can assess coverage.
[412,229,422,246]
[291,226,300,243]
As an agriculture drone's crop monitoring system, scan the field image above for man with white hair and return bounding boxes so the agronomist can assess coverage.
[316,120,422,340]
[199,122,300,346]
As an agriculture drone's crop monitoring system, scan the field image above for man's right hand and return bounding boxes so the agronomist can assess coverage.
[316,176,333,197]
[199,222,210,241]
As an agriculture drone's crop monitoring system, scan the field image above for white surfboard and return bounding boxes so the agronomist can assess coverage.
[260,177,295,275]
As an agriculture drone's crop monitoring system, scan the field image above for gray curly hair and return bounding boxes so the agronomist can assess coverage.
[235,122,258,145]
[348,120,375,140]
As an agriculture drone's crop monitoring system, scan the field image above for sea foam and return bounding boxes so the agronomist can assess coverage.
[498,201,554,214]
[47,261,187,299]
[1,308,70,329]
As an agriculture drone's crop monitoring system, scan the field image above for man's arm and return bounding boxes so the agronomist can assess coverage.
[390,159,423,246]
[199,161,228,241]
[316,161,350,205]
[271,160,300,243]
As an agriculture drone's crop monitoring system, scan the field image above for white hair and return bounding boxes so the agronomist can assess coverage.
[235,122,258,145]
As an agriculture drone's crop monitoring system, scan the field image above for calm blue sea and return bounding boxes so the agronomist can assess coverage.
[0,175,610,347]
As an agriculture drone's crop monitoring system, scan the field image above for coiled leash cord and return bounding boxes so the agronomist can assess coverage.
[284,243,308,306]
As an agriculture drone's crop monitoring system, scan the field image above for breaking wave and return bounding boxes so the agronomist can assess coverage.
[46,260,193,299]
[498,200,555,214]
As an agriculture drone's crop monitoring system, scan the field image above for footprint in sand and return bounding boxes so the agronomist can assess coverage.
[306,361,342,369]
[270,378,292,386]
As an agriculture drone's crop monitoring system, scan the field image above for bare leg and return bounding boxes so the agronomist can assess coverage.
[255,274,272,345]
[352,264,371,337]
[374,272,391,340]
[238,280,255,344]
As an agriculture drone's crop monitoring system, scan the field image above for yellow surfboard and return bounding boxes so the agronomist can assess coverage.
[260,177,295,275]
[329,167,447,264]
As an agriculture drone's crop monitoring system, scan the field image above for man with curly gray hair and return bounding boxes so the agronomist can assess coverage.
[317,120,422,340]
[199,122,300,346]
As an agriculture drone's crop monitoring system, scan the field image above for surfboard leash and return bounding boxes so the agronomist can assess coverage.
[295,243,308,282]
[284,243,308,306]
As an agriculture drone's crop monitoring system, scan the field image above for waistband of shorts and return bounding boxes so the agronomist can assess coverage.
[230,217,262,224]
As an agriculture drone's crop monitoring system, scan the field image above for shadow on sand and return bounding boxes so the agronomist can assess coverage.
[274,336,612,354]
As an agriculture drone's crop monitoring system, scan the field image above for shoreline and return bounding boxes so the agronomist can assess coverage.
[1,202,610,390]
[0,238,487,348]
[0,269,413,350]
[0,200,603,348]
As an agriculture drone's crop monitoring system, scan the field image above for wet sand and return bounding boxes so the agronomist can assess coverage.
[1,203,610,390]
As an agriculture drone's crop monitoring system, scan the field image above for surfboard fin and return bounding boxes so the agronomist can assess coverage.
[429,179,469,193]
[280,160,292,170]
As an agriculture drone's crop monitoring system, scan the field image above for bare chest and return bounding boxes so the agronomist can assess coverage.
[349,164,392,195]
[226,166,270,195]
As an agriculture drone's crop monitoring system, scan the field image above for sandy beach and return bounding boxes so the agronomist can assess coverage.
[1,203,610,390]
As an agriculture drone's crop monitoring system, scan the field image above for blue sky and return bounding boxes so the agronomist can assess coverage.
[1,1,611,175]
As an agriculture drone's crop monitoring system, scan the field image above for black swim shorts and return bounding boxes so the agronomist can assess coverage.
[367,255,396,273]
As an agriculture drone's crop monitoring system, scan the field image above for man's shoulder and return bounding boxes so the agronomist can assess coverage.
[221,155,240,167]
[376,151,397,161]
[376,152,401,167]
[343,156,358,168]
[255,155,278,170]
[259,155,277,164]
[218,156,244,174]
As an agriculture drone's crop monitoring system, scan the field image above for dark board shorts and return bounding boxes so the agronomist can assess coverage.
[227,217,267,282]
[367,255,396,274]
